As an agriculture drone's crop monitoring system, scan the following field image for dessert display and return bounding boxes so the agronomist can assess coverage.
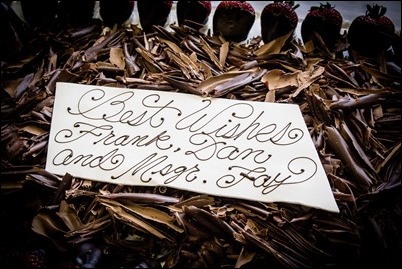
[1,1,401,268]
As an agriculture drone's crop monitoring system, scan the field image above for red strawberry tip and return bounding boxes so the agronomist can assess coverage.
[261,1,299,18]
[199,1,212,11]
[217,1,255,15]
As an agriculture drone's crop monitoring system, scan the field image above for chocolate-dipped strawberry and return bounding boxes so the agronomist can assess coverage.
[347,4,395,58]
[301,2,343,52]
[260,1,299,44]
[20,0,58,28]
[176,0,211,30]
[99,1,135,27]
[213,1,256,42]
[1,0,30,61]
[137,0,173,33]
[57,0,95,27]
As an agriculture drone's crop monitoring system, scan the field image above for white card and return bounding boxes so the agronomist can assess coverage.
[46,82,339,212]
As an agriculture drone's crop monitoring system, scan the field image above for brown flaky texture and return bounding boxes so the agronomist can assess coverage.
[1,6,401,269]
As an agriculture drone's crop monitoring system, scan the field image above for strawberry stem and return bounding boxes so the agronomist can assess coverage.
[367,4,387,18]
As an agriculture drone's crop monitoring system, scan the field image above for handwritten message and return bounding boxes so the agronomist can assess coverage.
[46,82,339,212]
